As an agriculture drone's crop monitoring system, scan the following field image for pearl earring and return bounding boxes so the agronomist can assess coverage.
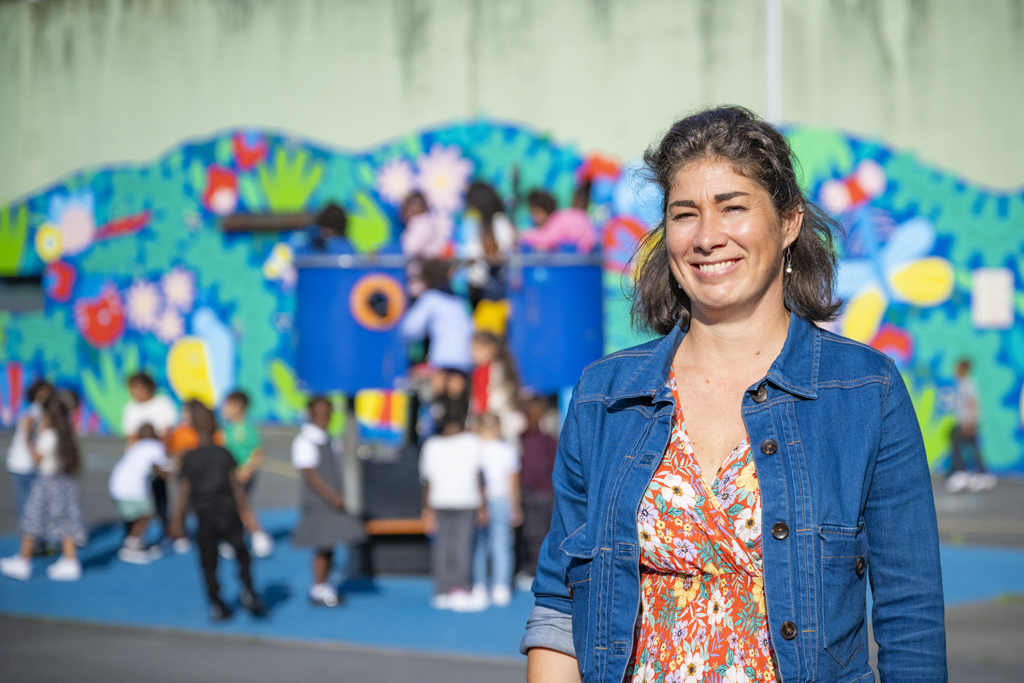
[785,248,793,274]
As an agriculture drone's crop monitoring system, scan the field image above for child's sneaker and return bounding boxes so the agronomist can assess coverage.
[309,583,341,607]
[117,546,151,565]
[240,588,268,617]
[251,531,274,558]
[218,542,236,560]
[449,588,488,612]
[0,554,31,580]
[491,584,512,607]
[172,537,191,554]
[430,592,453,610]
[46,557,82,581]
[146,545,164,561]
[209,600,233,622]
[946,471,970,493]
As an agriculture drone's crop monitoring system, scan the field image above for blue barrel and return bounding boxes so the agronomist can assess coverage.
[295,254,408,393]
[509,254,605,393]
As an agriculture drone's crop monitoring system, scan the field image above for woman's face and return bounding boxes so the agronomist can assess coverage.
[664,158,801,321]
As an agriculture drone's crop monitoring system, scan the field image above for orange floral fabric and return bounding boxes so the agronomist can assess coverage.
[628,370,776,683]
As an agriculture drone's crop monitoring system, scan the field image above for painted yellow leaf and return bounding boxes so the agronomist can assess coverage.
[166,337,216,407]
[888,257,954,307]
[841,286,887,342]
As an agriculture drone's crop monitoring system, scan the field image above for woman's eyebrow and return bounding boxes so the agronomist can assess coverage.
[714,191,749,202]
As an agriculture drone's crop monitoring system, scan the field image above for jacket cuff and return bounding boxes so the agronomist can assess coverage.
[520,605,575,657]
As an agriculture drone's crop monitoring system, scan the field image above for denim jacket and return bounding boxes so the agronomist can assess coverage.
[527,315,946,683]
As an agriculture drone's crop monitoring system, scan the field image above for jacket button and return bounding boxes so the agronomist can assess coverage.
[752,385,768,404]
[855,557,866,577]
[780,621,797,640]
[771,522,789,540]
[760,439,778,455]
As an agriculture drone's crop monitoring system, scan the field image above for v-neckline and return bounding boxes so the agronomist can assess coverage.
[669,369,749,506]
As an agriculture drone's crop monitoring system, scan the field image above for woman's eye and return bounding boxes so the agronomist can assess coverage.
[724,205,746,212]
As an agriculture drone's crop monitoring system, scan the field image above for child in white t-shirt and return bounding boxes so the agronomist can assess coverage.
[471,413,522,607]
[109,423,170,564]
[419,410,487,611]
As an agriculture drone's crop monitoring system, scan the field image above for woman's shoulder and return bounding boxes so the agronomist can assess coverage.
[815,325,895,382]
[575,335,667,399]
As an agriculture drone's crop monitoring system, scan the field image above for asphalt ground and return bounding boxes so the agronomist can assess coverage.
[1,430,1022,682]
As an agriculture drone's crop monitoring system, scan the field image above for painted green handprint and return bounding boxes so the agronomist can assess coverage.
[258,149,324,212]
[905,375,956,468]
[347,192,391,253]
[0,204,28,275]
[81,344,140,435]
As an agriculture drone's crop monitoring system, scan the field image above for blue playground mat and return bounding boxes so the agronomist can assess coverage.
[1,508,1022,658]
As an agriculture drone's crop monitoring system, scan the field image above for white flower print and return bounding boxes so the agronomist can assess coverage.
[126,280,162,331]
[734,507,762,544]
[376,158,416,206]
[416,144,473,213]
[723,664,749,683]
[660,473,697,509]
[638,521,659,554]
[705,589,728,626]
[682,652,705,683]
[155,308,185,344]
[161,267,196,312]
[633,662,657,683]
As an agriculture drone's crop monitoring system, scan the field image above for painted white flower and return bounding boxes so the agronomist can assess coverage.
[155,308,185,344]
[162,267,196,312]
[735,507,762,543]
[376,158,417,206]
[416,144,473,213]
[706,589,728,625]
[126,280,162,331]
[723,664,749,683]
[660,473,697,509]
[682,652,705,683]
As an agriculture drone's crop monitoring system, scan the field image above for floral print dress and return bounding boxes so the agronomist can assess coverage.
[629,371,776,683]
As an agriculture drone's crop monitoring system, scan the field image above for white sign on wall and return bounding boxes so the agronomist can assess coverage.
[970,268,1015,330]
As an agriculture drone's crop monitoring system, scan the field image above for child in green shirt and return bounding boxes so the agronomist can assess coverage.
[222,391,274,558]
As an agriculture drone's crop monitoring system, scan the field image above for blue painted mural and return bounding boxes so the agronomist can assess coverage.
[0,121,1022,472]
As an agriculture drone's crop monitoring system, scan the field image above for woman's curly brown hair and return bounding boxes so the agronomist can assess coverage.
[630,106,843,336]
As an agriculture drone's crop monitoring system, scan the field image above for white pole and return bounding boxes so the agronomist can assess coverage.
[765,0,782,122]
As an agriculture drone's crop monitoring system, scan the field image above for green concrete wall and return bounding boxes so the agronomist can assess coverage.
[2,0,1023,206]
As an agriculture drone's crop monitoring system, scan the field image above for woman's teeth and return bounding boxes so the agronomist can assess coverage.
[697,260,736,274]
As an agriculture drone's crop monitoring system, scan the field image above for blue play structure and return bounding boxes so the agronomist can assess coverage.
[294,254,605,395]
[295,254,410,394]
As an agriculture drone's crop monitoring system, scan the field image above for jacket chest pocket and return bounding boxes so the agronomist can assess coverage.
[818,524,868,667]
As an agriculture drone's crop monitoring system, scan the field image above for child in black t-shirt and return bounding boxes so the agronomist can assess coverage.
[171,404,266,621]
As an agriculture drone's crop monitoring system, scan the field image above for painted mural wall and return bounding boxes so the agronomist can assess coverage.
[1,120,1022,472]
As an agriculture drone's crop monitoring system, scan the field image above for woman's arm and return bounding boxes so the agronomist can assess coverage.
[521,384,586,675]
[170,479,191,538]
[528,648,581,683]
[865,362,946,681]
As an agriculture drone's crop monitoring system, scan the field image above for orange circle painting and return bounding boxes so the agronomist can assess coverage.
[349,273,406,331]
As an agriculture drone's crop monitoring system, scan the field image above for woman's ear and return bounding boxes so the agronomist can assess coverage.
[782,206,804,248]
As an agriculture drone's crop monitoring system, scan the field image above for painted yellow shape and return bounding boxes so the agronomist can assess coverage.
[166,336,216,407]
[474,299,510,336]
[34,223,63,263]
[354,389,408,429]
[888,257,954,307]
[841,287,887,343]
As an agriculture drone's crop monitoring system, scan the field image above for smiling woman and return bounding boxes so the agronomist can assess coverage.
[522,107,946,683]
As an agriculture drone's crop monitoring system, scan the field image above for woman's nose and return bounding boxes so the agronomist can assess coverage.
[693,215,728,253]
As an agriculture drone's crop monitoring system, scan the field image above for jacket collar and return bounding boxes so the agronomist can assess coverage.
[609,313,820,401]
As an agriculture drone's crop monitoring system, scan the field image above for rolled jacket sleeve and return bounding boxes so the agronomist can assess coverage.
[520,605,576,657]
